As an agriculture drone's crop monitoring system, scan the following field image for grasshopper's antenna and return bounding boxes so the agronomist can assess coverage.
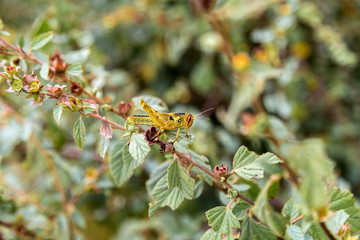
[194,117,210,120]
[193,108,214,117]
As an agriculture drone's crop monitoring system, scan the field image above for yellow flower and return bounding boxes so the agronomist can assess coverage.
[291,42,311,59]
[103,6,139,28]
[232,52,250,71]
[279,3,292,15]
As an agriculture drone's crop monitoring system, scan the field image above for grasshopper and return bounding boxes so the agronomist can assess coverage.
[127,99,212,142]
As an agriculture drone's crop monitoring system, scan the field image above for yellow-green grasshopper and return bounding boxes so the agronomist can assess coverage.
[127,99,212,142]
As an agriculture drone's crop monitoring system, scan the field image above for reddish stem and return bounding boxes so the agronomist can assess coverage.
[87,112,125,131]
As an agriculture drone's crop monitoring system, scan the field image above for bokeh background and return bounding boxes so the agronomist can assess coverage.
[1,0,360,239]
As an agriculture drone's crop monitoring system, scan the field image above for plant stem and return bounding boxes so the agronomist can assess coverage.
[320,222,336,240]
[0,38,43,65]
[174,151,255,206]
[87,112,125,131]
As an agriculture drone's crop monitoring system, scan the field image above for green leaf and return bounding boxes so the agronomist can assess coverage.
[190,57,215,95]
[200,229,217,240]
[232,146,282,179]
[205,206,240,240]
[167,159,195,200]
[253,177,287,236]
[73,117,86,148]
[232,202,251,220]
[282,199,301,222]
[98,136,110,158]
[346,206,360,233]
[129,133,150,165]
[308,223,328,240]
[146,161,170,195]
[174,140,213,185]
[148,176,184,217]
[83,106,95,114]
[40,64,49,80]
[329,187,360,233]
[286,225,305,240]
[53,104,63,125]
[109,140,137,186]
[30,31,53,50]
[64,48,90,64]
[282,139,334,210]
[325,210,349,235]
[329,188,354,211]
[240,216,277,240]
[66,64,83,77]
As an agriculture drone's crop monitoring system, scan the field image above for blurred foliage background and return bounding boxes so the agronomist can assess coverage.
[1,0,360,239]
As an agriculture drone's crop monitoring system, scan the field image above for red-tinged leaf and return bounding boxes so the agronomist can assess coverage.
[100,119,113,140]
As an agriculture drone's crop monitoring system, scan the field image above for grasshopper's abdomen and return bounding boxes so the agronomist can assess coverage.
[127,115,158,126]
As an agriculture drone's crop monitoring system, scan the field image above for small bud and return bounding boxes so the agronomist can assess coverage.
[49,51,68,79]
[47,84,67,98]
[22,73,41,93]
[117,101,134,118]
[214,164,229,178]
[70,81,83,96]
[338,224,350,237]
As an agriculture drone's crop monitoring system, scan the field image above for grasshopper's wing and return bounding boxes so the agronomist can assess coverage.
[127,115,158,126]
[140,100,167,126]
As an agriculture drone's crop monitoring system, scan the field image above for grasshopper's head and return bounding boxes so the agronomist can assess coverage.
[185,113,194,128]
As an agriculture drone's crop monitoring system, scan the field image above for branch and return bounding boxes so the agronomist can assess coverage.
[320,222,336,240]
[87,112,125,131]
[0,37,125,118]
[174,150,255,206]
[0,38,43,65]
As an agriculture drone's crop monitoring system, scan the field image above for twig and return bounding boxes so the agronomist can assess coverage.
[290,215,304,224]
[0,38,43,65]
[226,197,237,209]
[87,112,125,131]
[320,222,336,240]
[207,13,234,62]
[62,73,124,117]
[30,135,67,204]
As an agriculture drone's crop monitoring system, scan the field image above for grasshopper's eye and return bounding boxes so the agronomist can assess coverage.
[186,114,193,126]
